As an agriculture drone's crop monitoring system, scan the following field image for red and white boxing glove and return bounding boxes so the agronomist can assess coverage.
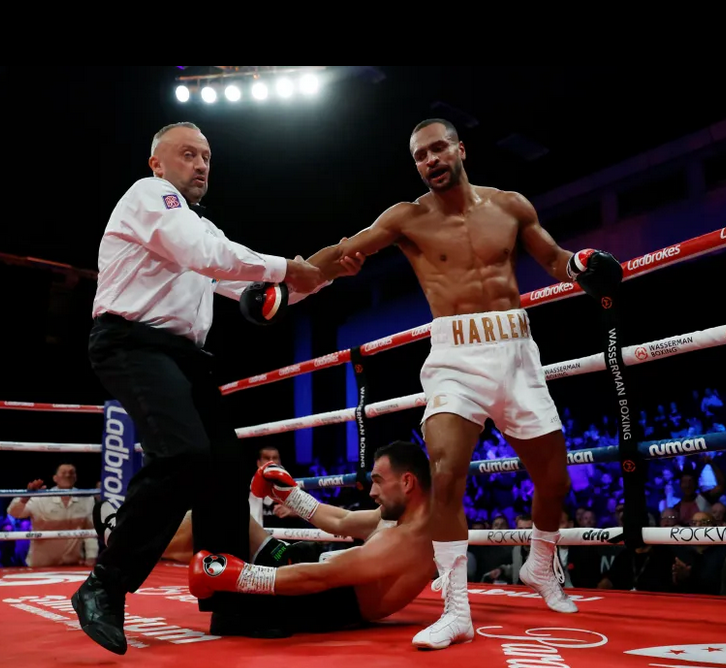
[566,248,623,300]
[189,550,276,599]
[566,249,596,283]
[251,462,320,522]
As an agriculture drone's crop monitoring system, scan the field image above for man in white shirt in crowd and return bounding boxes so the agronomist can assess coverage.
[71,121,364,655]
[8,464,97,568]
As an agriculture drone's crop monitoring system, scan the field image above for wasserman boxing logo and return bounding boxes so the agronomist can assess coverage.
[648,437,706,457]
[645,335,694,358]
[278,364,301,376]
[626,243,680,271]
[607,328,632,441]
[546,361,582,379]
[249,374,268,384]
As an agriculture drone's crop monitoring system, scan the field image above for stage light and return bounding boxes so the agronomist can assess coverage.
[201,86,217,103]
[276,77,294,98]
[251,81,268,100]
[175,85,190,102]
[299,74,319,95]
[225,84,241,102]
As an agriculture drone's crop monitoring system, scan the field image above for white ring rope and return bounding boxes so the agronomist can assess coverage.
[2,325,723,453]
[0,442,142,453]
[235,324,726,438]
[2,526,723,546]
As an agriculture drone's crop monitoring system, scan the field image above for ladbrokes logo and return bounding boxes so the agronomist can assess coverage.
[2,595,219,647]
[529,282,575,302]
[362,337,393,353]
[0,571,89,587]
[476,626,608,666]
[625,643,726,664]
[314,353,339,367]
[626,243,680,271]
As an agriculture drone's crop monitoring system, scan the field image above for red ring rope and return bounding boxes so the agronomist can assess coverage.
[2,227,724,408]
[220,226,726,395]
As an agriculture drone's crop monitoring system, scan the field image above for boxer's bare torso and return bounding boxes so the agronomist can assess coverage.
[393,187,526,317]
[310,185,569,319]
[353,517,435,621]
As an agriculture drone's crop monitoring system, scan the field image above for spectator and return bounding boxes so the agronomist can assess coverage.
[600,543,677,593]
[672,512,726,595]
[673,472,712,524]
[7,464,97,568]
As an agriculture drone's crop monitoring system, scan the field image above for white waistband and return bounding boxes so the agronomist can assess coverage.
[430,310,531,346]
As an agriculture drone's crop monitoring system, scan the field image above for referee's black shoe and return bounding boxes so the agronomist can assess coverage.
[71,568,127,655]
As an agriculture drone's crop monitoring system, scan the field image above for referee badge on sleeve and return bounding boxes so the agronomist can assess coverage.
[163,194,182,209]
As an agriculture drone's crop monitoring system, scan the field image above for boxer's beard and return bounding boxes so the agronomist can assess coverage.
[424,159,463,192]
[380,500,405,521]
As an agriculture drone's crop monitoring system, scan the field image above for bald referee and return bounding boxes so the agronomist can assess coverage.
[72,122,361,654]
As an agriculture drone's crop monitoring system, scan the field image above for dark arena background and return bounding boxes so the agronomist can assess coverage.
[1,66,725,666]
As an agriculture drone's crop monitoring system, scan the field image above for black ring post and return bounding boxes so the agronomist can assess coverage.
[350,346,371,492]
[597,289,648,549]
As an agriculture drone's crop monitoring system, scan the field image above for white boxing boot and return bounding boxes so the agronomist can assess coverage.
[412,552,475,650]
[519,527,578,614]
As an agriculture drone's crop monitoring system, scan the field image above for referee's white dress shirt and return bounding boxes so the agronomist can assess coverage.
[92,176,305,347]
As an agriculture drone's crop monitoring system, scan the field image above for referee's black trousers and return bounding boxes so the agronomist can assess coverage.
[88,314,251,613]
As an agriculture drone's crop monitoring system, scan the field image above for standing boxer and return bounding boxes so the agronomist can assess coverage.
[299,119,622,649]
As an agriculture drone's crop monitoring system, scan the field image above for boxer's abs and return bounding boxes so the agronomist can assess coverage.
[415,264,522,318]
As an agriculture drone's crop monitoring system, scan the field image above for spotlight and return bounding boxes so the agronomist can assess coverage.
[175,85,190,102]
[276,77,294,98]
[201,86,218,103]
[251,81,268,100]
[299,74,319,95]
[225,84,241,102]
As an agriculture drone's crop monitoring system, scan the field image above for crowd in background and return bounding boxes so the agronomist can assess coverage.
[2,384,724,595]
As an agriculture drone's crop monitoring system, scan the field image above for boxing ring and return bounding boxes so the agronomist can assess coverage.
[2,227,726,666]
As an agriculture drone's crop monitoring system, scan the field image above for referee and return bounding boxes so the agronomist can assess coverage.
[71,122,335,654]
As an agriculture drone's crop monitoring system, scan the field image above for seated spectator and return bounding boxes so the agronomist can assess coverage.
[673,472,712,524]
[659,508,679,527]
[711,502,725,526]
[7,464,96,568]
[494,515,533,586]
[672,512,726,596]
[600,544,677,593]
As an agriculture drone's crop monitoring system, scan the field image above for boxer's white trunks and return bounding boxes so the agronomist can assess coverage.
[420,309,561,440]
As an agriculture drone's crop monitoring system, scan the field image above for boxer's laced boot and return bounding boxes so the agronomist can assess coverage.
[519,528,578,614]
[412,554,474,650]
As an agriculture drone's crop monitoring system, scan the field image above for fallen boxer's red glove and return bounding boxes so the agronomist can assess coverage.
[251,462,319,521]
[189,550,276,598]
